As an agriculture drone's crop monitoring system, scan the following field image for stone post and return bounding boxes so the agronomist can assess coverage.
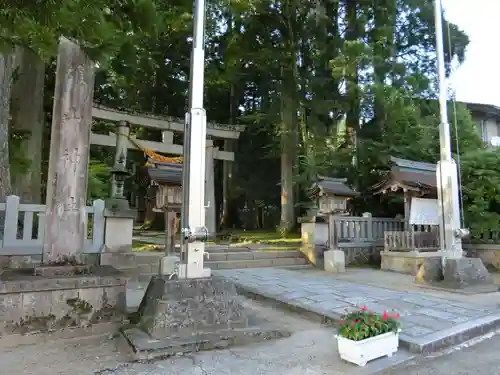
[164,210,177,256]
[162,130,173,144]
[111,120,130,197]
[42,37,95,263]
[324,214,345,272]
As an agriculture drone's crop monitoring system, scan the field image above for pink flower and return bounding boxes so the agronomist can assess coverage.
[383,312,388,321]
[360,305,367,311]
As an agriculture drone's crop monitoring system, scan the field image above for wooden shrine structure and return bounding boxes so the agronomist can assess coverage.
[372,156,437,224]
[145,159,183,255]
[372,156,440,255]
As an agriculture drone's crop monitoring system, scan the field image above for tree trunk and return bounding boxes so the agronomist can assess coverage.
[220,84,238,229]
[280,87,297,233]
[43,38,95,263]
[0,52,15,203]
[11,48,45,203]
[372,0,396,138]
[345,0,360,132]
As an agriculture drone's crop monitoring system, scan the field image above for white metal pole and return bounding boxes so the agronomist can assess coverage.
[434,0,463,262]
[179,0,211,278]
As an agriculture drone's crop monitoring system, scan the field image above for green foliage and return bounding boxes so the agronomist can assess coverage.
[87,161,111,201]
[1,0,479,231]
[338,306,401,341]
[460,149,500,242]
[9,128,31,179]
[0,0,160,60]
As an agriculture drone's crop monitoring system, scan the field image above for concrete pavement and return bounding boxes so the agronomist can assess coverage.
[6,268,500,375]
[386,332,500,375]
[213,268,500,353]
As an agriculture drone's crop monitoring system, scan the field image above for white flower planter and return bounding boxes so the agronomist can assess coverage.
[336,331,399,367]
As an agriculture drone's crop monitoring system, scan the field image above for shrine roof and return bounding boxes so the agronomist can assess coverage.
[372,156,437,195]
[310,176,358,198]
[146,159,183,186]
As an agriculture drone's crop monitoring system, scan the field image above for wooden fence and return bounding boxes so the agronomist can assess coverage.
[328,215,405,249]
[0,195,105,256]
[384,230,439,252]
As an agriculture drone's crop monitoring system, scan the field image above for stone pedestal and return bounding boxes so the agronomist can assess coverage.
[324,249,345,273]
[443,258,494,288]
[416,257,498,293]
[121,276,290,360]
[159,255,180,275]
[104,207,136,252]
[0,266,126,342]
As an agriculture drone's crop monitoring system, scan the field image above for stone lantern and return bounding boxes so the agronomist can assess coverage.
[299,176,358,270]
[108,152,132,211]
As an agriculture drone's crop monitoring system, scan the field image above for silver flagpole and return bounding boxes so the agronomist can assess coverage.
[179,0,211,278]
[433,0,464,263]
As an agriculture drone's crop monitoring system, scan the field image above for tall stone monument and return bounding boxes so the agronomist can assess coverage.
[43,37,94,264]
[0,38,127,340]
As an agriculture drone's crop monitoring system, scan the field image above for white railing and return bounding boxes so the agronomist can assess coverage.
[0,195,105,256]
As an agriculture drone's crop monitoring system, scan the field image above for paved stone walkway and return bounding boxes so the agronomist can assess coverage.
[214,268,500,353]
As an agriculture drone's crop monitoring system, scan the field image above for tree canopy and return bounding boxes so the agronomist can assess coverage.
[1,0,496,237]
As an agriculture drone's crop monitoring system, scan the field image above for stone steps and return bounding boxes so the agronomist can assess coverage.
[104,249,310,282]
[207,250,302,262]
[207,256,309,270]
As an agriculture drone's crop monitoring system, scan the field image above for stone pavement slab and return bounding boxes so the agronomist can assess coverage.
[214,268,500,353]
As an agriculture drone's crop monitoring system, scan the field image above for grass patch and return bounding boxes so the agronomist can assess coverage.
[217,230,301,246]
[131,229,303,250]
[132,240,162,252]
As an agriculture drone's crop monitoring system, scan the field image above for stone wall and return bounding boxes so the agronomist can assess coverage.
[0,266,126,336]
[381,251,441,275]
[0,254,100,270]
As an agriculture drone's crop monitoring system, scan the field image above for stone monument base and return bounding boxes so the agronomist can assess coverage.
[416,257,498,294]
[0,265,127,346]
[121,275,291,360]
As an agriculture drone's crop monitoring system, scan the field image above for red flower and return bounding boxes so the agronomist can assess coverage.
[340,319,345,324]
[383,311,388,321]
[360,305,367,311]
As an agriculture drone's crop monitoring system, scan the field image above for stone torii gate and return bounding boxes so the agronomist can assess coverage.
[89,106,244,233]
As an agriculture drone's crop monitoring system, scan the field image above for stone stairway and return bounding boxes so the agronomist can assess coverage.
[106,244,310,282]
[205,245,309,270]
